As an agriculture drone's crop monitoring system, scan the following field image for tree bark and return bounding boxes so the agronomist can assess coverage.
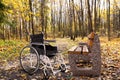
[19,18,23,40]
[41,0,45,32]
[87,0,93,34]
[72,0,76,40]
[107,0,110,41]
[94,0,97,32]
[69,0,73,40]
[58,0,62,32]
[80,0,85,39]
[3,25,5,41]
[29,0,34,35]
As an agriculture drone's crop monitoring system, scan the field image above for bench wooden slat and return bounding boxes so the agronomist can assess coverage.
[68,46,78,54]
[68,45,89,54]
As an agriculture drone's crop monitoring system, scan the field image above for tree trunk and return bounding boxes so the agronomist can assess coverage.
[41,0,45,32]
[94,0,97,32]
[69,0,73,40]
[107,0,110,41]
[77,10,81,37]
[98,1,101,33]
[15,26,18,39]
[58,0,62,32]
[80,0,85,39]
[118,10,120,38]
[19,18,23,40]
[3,25,5,41]
[45,16,47,39]
[25,21,29,41]
[72,0,76,41]
[87,0,93,34]
[29,0,34,35]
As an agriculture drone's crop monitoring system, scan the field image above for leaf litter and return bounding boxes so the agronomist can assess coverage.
[0,38,120,79]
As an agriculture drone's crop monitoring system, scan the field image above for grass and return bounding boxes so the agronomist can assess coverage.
[0,40,28,62]
[0,38,86,62]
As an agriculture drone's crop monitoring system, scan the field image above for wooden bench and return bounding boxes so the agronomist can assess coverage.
[68,34,101,76]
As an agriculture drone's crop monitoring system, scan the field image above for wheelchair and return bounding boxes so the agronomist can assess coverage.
[19,32,66,78]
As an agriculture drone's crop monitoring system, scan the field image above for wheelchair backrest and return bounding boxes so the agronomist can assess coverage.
[30,33,44,43]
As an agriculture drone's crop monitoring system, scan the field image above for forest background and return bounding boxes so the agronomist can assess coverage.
[0,0,120,79]
[0,0,120,41]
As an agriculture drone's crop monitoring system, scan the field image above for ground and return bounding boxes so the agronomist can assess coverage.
[0,37,120,80]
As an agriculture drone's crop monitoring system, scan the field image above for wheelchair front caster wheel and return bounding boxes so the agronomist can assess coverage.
[60,64,66,72]
[43,69,51,79]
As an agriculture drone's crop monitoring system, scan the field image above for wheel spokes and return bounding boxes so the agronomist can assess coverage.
[20,46,39,74]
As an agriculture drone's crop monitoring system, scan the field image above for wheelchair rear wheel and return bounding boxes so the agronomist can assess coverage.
[20,46,39,74]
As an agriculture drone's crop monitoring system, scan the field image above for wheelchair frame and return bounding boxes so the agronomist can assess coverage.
[19,33,66,78]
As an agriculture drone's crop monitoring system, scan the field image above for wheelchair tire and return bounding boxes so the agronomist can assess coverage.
[20,46,39,74]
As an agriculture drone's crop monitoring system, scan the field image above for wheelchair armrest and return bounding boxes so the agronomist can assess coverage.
[30,42,44,46]
[44,40,56,43]
[30,42,51,46]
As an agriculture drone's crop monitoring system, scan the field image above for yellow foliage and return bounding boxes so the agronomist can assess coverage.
[8,10,13,14]
[25,16,30,21]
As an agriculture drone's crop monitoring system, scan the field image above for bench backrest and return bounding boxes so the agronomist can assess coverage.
[91,34,100,53]
[87,32,95,48]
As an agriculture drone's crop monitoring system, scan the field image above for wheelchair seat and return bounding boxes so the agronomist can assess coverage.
[30,33,58,57]
[35,45,58,57]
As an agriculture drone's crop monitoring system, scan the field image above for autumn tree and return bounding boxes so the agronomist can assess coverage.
[107,0,110,41]
[1,0,120,41]
[87,0,93,34]
[0,0,9,40]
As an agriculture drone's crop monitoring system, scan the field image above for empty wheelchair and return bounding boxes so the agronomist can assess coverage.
[19,32,66,77]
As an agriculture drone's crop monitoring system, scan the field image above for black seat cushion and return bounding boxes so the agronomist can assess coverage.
[32,44,58,57]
